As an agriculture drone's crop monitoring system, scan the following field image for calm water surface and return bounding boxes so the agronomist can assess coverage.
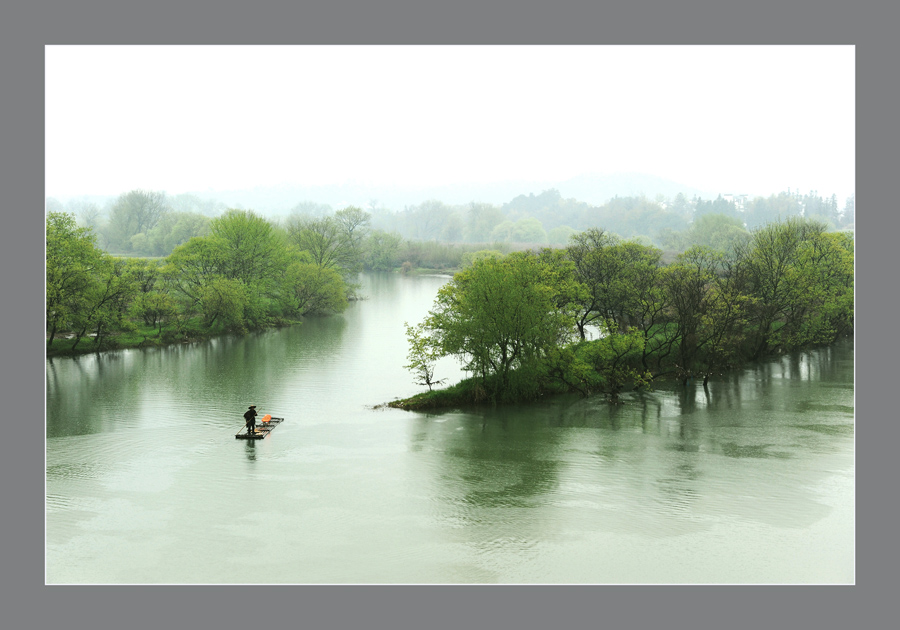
[46,273,854,583]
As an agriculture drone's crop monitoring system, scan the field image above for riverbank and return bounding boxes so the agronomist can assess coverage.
[45,317,302,358]
[45,268,453,359]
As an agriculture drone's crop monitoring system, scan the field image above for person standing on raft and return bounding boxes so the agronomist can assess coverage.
[243,405,258,435]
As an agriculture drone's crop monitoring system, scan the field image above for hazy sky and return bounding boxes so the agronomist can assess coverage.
[45,45,855,202]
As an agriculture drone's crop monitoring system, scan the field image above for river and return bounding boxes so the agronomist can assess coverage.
[46,272,854,584]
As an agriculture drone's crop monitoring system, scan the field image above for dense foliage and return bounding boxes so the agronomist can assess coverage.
[400,217,853,405]
[47,186,854,375]
[46,208,362,355]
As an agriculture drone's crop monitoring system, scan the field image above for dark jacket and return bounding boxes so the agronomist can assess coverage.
[244,408,257,425]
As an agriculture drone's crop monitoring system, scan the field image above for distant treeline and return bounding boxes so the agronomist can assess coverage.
[394,217,854,408]
[47,186,854,259]
[46,187,854,362]
[368,188,853,248]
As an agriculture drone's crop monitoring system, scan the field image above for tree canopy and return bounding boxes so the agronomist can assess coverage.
[47,208,352,354]
[419,251,580,400]
[402,216,853,404]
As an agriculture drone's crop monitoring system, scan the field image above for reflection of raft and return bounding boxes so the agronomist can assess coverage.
[235,416,284,440]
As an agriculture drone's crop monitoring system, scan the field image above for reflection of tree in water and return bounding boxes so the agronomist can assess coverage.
[47,353,131,437]
[413,406,565,515]
[46,316,352,439]
[784,338,853,387]
[555,394,712,535]
[455,408,563,510]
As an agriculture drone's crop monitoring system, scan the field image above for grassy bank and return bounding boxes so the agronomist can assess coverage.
[387,332,854,412]
[387,372,573,411]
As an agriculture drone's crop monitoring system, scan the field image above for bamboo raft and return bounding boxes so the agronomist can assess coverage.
[235,416,285,440]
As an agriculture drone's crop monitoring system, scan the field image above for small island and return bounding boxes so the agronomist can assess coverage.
[390,219,853,409]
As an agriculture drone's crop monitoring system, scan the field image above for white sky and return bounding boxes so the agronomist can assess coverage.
[45,45,855,202]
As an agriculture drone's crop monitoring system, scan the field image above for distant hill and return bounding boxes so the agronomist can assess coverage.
[556,172,713,206]
[182,172,717,215]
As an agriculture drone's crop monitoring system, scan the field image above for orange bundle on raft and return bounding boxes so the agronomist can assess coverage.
[262,414,272,423]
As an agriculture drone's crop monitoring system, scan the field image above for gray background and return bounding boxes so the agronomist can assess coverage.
[2,0,893,629]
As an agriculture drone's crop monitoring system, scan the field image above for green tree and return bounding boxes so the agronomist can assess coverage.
[439,212,466,242]
[566,229,655,337]
[68,257,140,351]
[128,259,177,334]
[280,262,348,316]
[72,200,104,233]
[46,212,106,347]
[460,249,504,269]
[735,217,829,359]
[406,200,449,241]
[776,229,854,348]
[608,241,674,374]
[403,322,446,391]
[287,206,370,276]
[685,213,750,254]
[547,225,576,245]
[363,230,403,271]
[133,211,211,256]
[489,220,516,242]
[106,189,170,253]
[198,276,249,331]
[662,246,723,383]
[418,251,579,399]
[465,202,505,242]
[334,206,372,263]
[165,235,228,308]
[209,209,289,288]
[594,196,687,240]
[512,217,547,243]
[549,324,650,402]
[565,227,618,338]
[491,217,547,243]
